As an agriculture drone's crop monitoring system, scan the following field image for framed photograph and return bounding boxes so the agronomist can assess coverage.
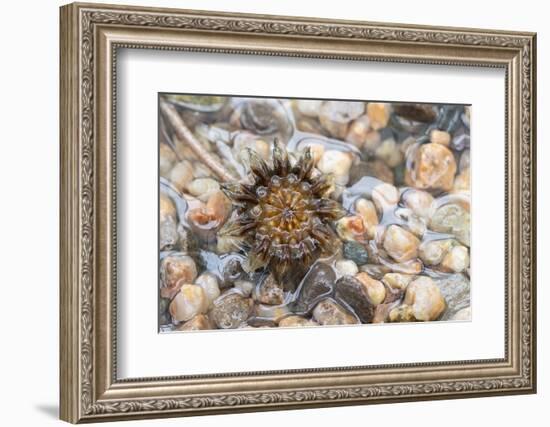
[60,2,537,423]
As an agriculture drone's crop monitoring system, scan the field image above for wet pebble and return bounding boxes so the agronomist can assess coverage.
[160,144,178,178]
[372,182,399,212]
[375,137,403,168]
[345,115,371,148]
[430,129,451,146]
[382,273,416,291]
[169,284,208,322]
[355,272,386,305]
[176,314,213,331]
[436,273,470,320]
[389,276,446,322]
[187,178,220,202]
[210,291,253,329]
[195,272,221,307]
[419,239,455,266]
[441,245,470,273]
[296,99,323,118]
[234,279,254,297]
[349,160,394,185]
[336,215,368,242]
[294,262,336,311]
[406,143,457,192]
[254,273,285,305]
[312,299,359,325]
[317,150,353,185]
[160,254,198,299]
[334,276,376,322]
[430,203,470,246]
[319,101,365,139]
[450,306,471,321]
[354,198,379,239]
[366,102,391,130]
[402,189,434,219]
[278,315,319,327]
[169,160,194,192]
[343,241,369,265]
[383,225,420,263]
[335,259,359,277]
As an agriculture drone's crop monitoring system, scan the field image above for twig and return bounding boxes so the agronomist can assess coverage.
[160,101,236,182]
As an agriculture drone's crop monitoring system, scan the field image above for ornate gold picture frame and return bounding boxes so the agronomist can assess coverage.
[60,2,536,423]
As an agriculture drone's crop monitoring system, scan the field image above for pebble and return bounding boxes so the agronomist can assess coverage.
[375,137,403,168]
[234,279,254,297]
[453,168,470,193]
[278,315,319,327]
[430,129,451,146]
[402,189,434,219]
[336,215,368,242]
[382,273,416,291]
[383,225,420,263]
[192,161,214,179]
[317,150,353,185]
[406,143,457,192]
[345,115,371,148]
[296,99,323,118]
[429,203,470,246]
[160,254,198,299]
[160,194,177,220]
[390,276,446,322]
[450,306,471,321]
[343,241,369,265]
[441,245,470,273]
[176,314,213,331]
[159,195,178,251]
[187,178,220,202]
[169,160,194,192]
[355,272,387,305]
[419,239,454,266]
[372,182,399,212]
[294,262,336,312]
[210,291,253,329]
[354,198,379,239]
[254,304,291,322]
[169,285,208,322]
[312,299,359,325]
[335,259,359,277]
[319,101,365,139]
[195,272,221,307]
[300,142,325,165]
[436,274,470,320]
[334,276,375,322]
[159,143,177,178]
[255,273,285,305]
[366,103,391,130]
[359,263,391,279]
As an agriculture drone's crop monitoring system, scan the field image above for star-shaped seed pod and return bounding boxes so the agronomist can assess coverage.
[220,140,346,281]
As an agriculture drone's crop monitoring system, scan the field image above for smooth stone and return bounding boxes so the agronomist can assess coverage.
[210,291,253,329]
[334,276,375,322]
[372,183,399,212]
[406,143,457,192]
[336,215,368,242]
[354,198,379,239]
[319,101,365,139]
[169,285,208,322]
[195,272,221,308]
[278,315,319,327]
[187,178,220,202]
[192,161,214,179]
[355,272,386,305]
[453,167,470,193]
[300,142,325,165]
[450,306,471,321]
[358,264,391,280]
[441,245,470,273]
[383,225,420,263]
[160,143,178,178]
[159,215,178,251]
[343,241,369,265]
[390,276,446,322]
[176,314,213,331]
[430,129,451,146]
[312,299,359,325]
[294,262,336,312]
[366,102,391,130]
[375,137,403,168]
[169,160,194,192]
[335,259,359,277]
[160,254,198,299]
[419,239,455,266]
[296,99,323,118]
[430,203,471,246]
[317,150,353,185]
[402,189,435,219]
[382,273,416,290]
[254,273,285,305]
[234,279,254,297]
[345,115,371,148]
[436,273,470,321]
[160,193,177,220]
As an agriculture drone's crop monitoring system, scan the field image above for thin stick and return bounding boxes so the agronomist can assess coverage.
[160,101,236,182]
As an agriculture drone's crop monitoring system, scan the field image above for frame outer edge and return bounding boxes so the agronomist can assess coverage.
[60,3,81,424]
